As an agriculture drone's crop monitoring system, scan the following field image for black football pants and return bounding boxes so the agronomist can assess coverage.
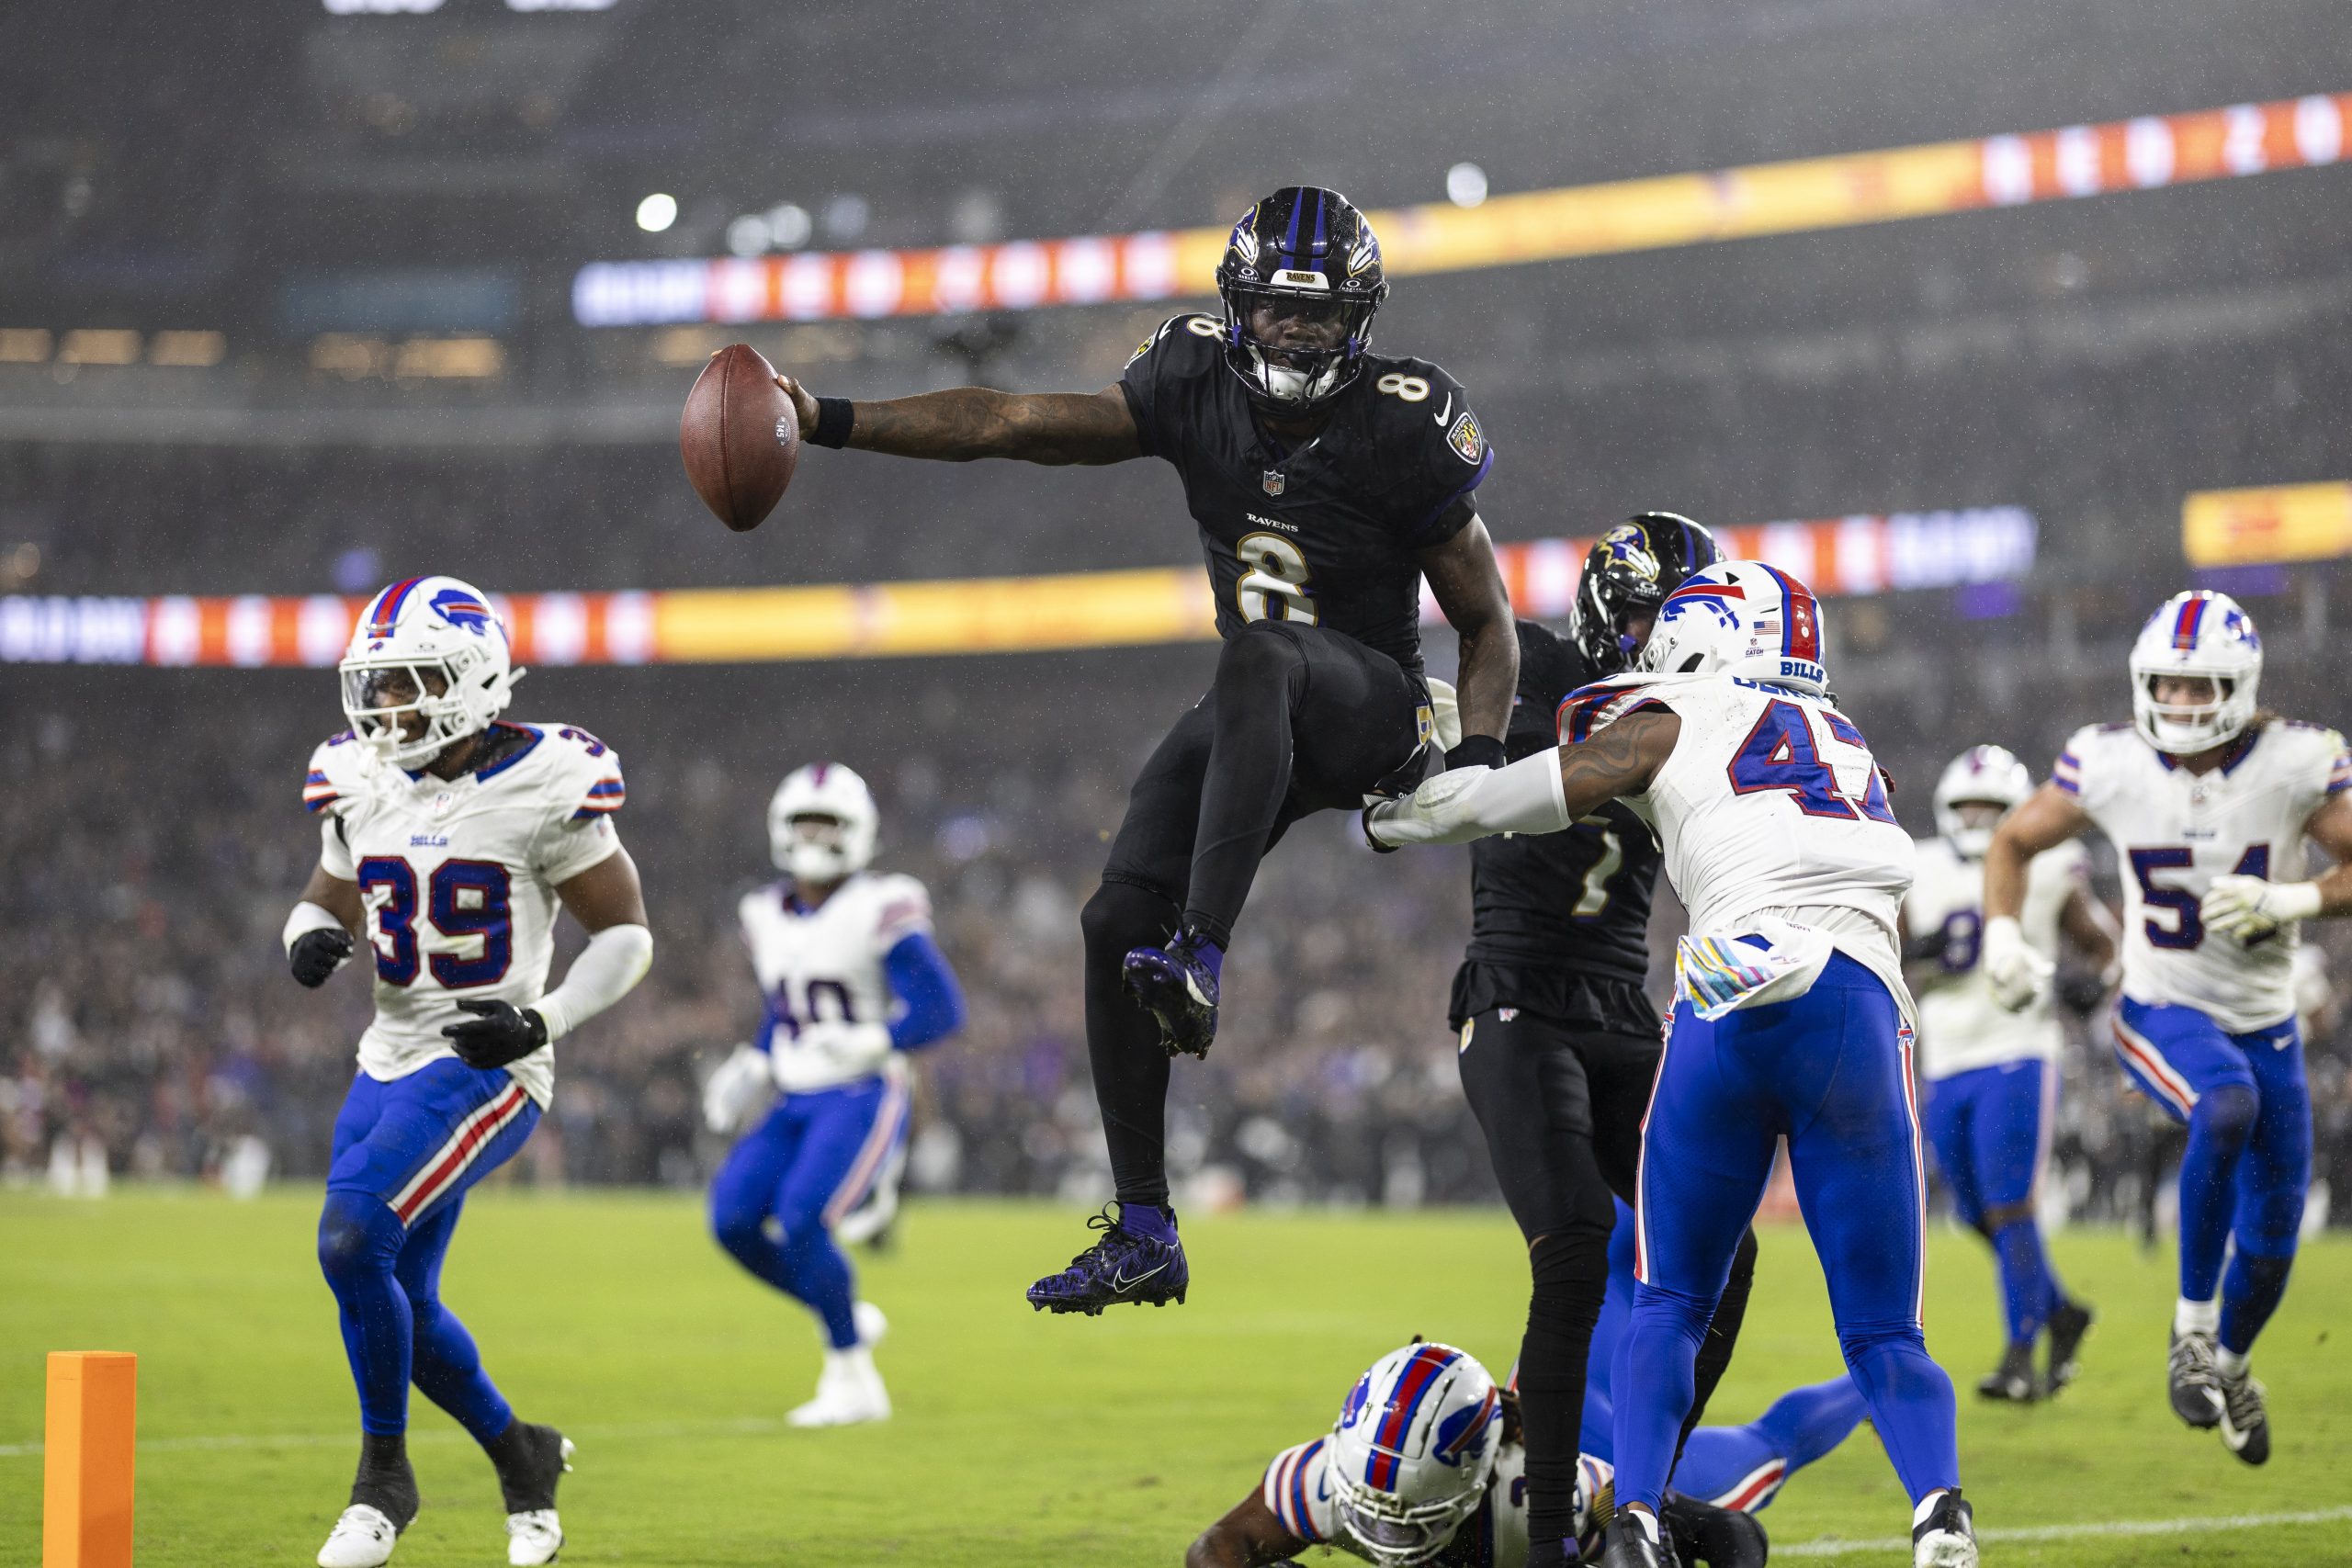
[1457,1005,1758,1560]
[1083,621,1426,1208]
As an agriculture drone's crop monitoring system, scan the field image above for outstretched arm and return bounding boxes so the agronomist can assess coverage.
[1417,515,1518,761]
[1366,708,1680,849]
[1185,1494,1309,1568]
[1984,785,2091,920]
[774,374,1141,465]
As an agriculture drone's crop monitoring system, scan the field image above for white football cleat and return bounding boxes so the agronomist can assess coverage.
[317,1504,401,1568]
[506,1508,564,1566]
[789,1347,891,1427]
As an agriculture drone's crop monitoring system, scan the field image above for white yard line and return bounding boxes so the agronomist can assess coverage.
[1777,1504,2352,1556]
[0,1414,792,1461]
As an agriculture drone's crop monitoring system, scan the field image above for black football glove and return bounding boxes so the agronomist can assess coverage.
[289,928,355,988]
[442,998,550,1069]
[1443,734,1508,772]
[2055,969,2112,1016]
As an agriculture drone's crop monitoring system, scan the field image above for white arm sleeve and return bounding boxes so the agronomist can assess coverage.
[1368,749,1572,847]
[533,922,652,1042]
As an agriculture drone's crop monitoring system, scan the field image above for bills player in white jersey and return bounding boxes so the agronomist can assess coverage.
[1904,745,2115,1404]
[284,576,652,1568]
[1368,562,1973,1568]
[700,762,965,1427]
[1187,1341,1770,1568]
[1984,590,2352,1465]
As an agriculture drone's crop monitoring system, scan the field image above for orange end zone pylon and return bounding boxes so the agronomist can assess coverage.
[43,1351,137,1568]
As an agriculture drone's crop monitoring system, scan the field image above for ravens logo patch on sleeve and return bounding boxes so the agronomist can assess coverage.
[1447,410,1484,464]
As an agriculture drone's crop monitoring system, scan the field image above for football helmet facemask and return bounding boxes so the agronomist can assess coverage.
[768,761,879,884]
[1215,186,1387,415]
[1570,513,1723,673]
[2129,590,2263,755]
[338,575,521,768]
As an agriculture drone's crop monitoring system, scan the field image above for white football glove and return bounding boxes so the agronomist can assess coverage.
[2200,875,2322,944]
[1982,915,2052,1013]
[1363,750,1572,850]
[771,1020,895,1093]
[702,1043,775,1134]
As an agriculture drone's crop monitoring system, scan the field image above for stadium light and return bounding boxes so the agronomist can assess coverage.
[766,203,812,250]
[635,193,678,233]
[1446,162,1488,208]
[726,215,770,257]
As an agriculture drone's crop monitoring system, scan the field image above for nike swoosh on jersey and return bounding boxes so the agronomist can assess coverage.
[1431,393,1453,425]
[1110,1261,1169,1292]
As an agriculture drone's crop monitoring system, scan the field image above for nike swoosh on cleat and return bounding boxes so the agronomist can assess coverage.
[1109,1261,1169,1292]
[1431,393,1453,425]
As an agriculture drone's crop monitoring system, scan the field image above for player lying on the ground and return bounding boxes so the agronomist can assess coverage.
[1563,1198,1871,1520]
[285,576,654,1568]
[1368,561,1975,1568]
[763,185,1519,1315]
[701,762,965,1427]
[1186,1341,1771,1568]
[1984,589,2352,1466]
[1446,513,1762,1563]
[1904,744,2116,1403]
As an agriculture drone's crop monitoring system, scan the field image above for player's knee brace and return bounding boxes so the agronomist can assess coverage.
[2196,1082,2259,1150]
[317,1190,404,1285]
[1081,879,1180,960]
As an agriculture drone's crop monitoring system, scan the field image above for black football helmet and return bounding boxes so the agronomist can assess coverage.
[1570,513,1722,673]
[1214,186,1388,414]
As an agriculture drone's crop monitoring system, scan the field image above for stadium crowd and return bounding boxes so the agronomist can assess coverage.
[7,635,2351,1232]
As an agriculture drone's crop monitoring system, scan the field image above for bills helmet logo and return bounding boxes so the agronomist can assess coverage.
[1430,1386,1498,1469]
[429,586,496,636]
[1658,581,1748,629]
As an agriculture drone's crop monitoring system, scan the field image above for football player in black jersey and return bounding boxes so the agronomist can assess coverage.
[1446,514,1761,1566]
[767,187,1518,1314]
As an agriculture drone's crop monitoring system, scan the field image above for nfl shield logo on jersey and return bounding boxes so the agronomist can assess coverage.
[1262,469,1285,496]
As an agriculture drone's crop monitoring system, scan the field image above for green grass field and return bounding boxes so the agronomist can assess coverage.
[3,1190,2348,1566]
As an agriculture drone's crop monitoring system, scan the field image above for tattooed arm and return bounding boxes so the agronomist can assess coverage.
[1366,709,1681,848]
[772,373,1141,465]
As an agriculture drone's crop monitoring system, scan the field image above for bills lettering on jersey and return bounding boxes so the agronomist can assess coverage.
[2055,719,2347,1031]
[304,720,626,1106]
[741,871,935,1092]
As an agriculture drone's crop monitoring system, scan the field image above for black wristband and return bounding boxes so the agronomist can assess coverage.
[1445,734,1508,771]
[808,396,855,449]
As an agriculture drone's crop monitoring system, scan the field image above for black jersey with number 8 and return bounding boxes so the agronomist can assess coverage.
[1118,313,1494,676]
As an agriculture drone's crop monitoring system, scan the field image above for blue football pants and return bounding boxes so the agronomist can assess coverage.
[1923,1058,2068,1348]
[1611,953,1958,1512]
[318,1060,540,1438]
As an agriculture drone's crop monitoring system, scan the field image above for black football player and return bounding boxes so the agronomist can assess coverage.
[769,187,1518,1314]
[1444,514,1761,1565]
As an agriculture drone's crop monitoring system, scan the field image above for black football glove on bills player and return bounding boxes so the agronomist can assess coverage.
[442,999,551,1069]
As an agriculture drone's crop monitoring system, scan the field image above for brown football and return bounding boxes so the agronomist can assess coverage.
[680,343,799,532]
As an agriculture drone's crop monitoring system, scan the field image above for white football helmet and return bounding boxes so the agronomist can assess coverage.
[1326,1342,1501,1567]
[338,575,521,767]
[1639,559,1829,696]
[1933,744,2032,859]
[2130,590,2263,755]
[768,762,878,884]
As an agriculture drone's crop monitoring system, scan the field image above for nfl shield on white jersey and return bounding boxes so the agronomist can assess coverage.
[1907,836,2087,1079]
[306,720,627,1105]
[2055,718,2348,1032]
